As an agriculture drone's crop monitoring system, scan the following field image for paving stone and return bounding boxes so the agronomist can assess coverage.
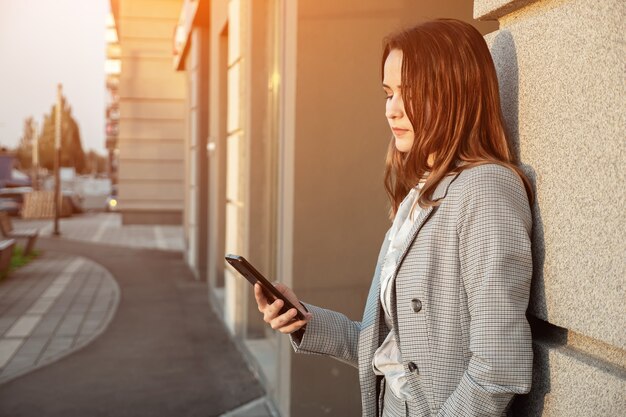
[27,298,56,315]
[5,316,42,338]
[0,339,23,368]
[1,356,35,374]
[3,304,33,321]
[15,213,183,251]
[16,335,48,351]
[75,334,91,346]
[0,317,17,336]
[56,315,84,336]
[79,316,102,331]
[42,336,74,359]
[80,285,100,296]
[31,315,64,336]
[87,309,108,323]
[26,280,55,298]
[89,304,111,314]
[13,336,48,362]
[49,299,73,313]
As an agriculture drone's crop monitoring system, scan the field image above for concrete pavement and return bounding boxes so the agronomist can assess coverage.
[0,252,119,384]
[0,213,274,417]
[17,212,184,251]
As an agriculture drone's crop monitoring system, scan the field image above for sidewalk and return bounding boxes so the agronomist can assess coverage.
[0,252,119,384]
[16,212,184,251]
[0,213,273,417]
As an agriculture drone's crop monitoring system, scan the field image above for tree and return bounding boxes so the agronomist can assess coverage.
[17,97,87,173]
[84,150,108,175]
[15,116,35,170]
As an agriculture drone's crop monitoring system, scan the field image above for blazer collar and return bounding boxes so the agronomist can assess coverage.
[400,171,461,254]
[430,171,461,201]
[365,171,462,345]
[389,171,461,333]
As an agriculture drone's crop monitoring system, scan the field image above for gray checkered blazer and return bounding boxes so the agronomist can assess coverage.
[291,163,533,416]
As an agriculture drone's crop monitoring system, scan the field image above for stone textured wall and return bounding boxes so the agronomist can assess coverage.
[477,0,626,415]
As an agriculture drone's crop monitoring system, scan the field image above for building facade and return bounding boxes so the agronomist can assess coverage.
[113,0,186,226]
[477,0,625,415]
[171,0,624,415]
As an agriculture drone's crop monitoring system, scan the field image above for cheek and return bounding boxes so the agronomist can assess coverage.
[397,98,406,115]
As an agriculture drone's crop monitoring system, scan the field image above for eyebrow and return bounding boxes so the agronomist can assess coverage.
[382,83,401,89]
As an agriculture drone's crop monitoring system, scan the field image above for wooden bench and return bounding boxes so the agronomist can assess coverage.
[0,238,15,278]
[0,212,39,256]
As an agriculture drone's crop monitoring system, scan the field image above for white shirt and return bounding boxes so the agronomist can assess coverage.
[372,180,425,401]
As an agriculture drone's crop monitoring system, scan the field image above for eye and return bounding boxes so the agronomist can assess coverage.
[385,94,393,101]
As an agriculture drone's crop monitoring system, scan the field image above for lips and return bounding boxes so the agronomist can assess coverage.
[392,127,410,136]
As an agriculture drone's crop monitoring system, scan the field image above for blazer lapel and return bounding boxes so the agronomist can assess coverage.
[394,172,460,270]
[362,233,388,327]
[358,172,461,375]
[358,228,391,406]
[390,172,461,330]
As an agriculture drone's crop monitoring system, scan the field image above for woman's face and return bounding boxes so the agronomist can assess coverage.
[383,49,414,153]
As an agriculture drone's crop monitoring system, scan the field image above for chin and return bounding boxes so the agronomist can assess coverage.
[394,138,414,153]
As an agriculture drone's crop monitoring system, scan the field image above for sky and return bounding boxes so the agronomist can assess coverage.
[0,0,109,154]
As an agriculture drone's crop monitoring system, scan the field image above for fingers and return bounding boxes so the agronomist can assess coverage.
[256,284,290,325]
[254,283,268,311]
[278,319,309,334]
[256,283,311,334]
[269,307,296,330]
[262,298,285,323]
[269,308,308,334]
[272,282,304,312]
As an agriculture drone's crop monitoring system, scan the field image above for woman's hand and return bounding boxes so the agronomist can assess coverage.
[254,283,312,334]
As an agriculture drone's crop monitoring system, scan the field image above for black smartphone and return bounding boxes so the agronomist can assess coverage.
[225,254,306,320]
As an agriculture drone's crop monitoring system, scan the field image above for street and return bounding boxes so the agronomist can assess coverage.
[0,213,273,417]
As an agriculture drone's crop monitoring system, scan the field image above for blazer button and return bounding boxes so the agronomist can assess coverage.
[411,298,422,313]
[408,362,418,373]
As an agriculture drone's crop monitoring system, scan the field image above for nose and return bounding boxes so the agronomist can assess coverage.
[386,95,404,120]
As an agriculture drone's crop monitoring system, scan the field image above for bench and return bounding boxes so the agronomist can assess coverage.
[0,212,39,256]
[0,238,15,278]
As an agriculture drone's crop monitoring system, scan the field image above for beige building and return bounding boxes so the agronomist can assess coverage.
[112,0,186,226]
[109,0,625,415]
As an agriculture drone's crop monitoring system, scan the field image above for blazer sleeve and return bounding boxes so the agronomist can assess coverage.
[289,302,361,368]
[438,164,534,416]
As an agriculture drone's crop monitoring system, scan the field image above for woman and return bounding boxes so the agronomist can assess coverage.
[255,18,534,417]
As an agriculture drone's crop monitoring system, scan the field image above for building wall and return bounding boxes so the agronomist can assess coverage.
[203,0,277,338]
[222,0,248,334]
[117,0,185,225]
[182,26,210,280]
[207,0,229,306]
[476,0,626,415]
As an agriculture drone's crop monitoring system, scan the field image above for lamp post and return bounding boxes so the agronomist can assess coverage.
[30,119,39,191]
[53,84,62,236]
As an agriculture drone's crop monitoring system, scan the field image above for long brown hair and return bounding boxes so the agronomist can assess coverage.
[382,18,533,220]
